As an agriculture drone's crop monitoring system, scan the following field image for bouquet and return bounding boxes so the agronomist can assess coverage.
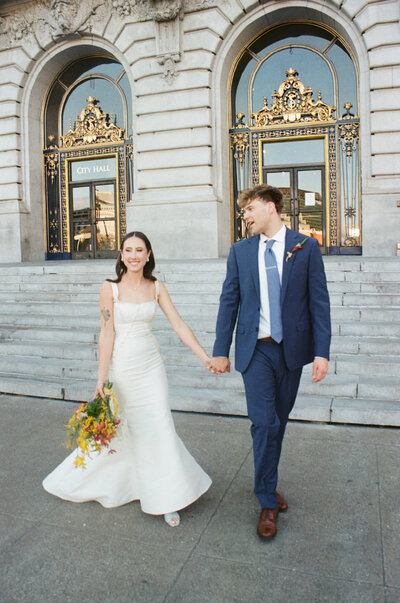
[65,380,120,468]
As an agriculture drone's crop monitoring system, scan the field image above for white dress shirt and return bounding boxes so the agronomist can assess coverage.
[258,224,286,338]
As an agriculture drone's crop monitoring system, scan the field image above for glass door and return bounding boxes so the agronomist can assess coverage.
[263,166,325,252]
[70,181,117,259]
[68,156,118,259]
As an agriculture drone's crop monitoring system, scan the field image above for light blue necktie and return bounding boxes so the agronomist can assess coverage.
[264,239,283,343]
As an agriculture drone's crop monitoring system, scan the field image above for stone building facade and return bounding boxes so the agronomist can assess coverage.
[0,0,399,263]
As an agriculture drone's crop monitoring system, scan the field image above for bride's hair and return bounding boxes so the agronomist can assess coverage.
[107,231,156,283]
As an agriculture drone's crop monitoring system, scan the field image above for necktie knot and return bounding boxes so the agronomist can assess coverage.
[265,239,275,250]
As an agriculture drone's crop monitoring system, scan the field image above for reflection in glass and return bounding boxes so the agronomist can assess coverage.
[264,171,291,212]
[73,223,92,252]
[299,211,323,245]
[96,220,116,251]
[95,184,115,220]
[263,139,324,167]
[95,184,116,251]
[297,170,322,209]
[72,186,90,214]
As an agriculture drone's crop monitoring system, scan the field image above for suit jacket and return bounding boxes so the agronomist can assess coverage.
[213,228,331,373]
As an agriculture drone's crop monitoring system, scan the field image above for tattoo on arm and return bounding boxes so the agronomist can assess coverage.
[101,306,111,323]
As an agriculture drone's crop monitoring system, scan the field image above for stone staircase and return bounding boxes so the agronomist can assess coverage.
[0,258,399,426]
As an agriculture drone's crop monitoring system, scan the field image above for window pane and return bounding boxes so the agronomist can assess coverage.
[297,170,323,209]
[298,211,323,244]
[95,184,115,220]
[252,48,334,114]
[62,79,124,133]
[233,53,258,123]
[96,220,116,251]
[118,72,133,135]
[72,186,90,214]
[263,139,324,167]
[59,57,120,87]
[264,171,291,212]
[250,24,333,58]
[327,41,357,112]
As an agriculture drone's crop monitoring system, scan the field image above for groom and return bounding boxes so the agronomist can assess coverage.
[210,184,331,539]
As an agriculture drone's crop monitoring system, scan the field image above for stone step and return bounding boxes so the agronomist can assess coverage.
[344,271,400,283]
[0,373,66,399]
[360,282,400,294]
[0,355,97,379]
[329,398,400,426]
[334,355,400,377]
[0,341,97,361]
[1,300,399,323]
[339,321,400,337]
[1,288,400,310]
[341,293,400,307]
[357,376,400,402]
[0,326,97,344]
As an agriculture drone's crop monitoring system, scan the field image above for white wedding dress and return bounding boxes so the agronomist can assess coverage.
[43,280,212,514]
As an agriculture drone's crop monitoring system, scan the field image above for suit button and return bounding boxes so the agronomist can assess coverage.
[257,307,260,311]
[255,327,259,332]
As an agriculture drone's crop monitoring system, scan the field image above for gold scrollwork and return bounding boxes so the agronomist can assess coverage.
[338,104,359,159]
[230,131,249,167]
[44,135,59,184]
[126,142,134,161]
[251,68,336,127]
[60,97,125,148]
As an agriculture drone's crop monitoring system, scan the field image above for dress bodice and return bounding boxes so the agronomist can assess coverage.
[111,281,158,337]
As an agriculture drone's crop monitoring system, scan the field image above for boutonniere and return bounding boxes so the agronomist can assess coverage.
[285,236,309,262]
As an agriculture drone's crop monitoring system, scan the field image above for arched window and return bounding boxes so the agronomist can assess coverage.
[43,56,133,259]
[230,22,360,254]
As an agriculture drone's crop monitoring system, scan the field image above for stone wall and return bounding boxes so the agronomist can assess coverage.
[0,0,399,261]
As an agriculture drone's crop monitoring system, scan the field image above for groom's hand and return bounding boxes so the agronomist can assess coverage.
[312,357,328,382]
[209,357,230,374]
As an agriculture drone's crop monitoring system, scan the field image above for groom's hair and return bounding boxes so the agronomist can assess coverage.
[238,184,283,214]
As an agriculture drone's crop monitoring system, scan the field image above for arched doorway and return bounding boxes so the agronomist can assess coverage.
[42,55,133,259]
[229,22,361,254]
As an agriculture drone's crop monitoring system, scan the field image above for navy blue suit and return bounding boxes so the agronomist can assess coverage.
[213,228,331,508]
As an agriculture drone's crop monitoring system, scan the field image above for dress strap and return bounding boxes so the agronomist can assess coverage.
[155,280,159,302]
[110,281,119,302]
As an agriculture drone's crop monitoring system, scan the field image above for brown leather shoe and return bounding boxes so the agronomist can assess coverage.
[257,507,279,539]
[275,490,288,512]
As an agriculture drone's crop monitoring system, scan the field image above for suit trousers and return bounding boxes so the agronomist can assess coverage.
[241,340,302,509]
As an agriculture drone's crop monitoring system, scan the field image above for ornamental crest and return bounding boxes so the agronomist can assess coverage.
[251,68,336,127]
[60,97,125,148]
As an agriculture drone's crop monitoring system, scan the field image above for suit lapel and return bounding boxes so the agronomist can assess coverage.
[281,228,302,303]
[246,235,260,300]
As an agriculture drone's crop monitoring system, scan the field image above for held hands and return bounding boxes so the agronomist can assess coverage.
[208,357,231,375]
[312,358,329,383]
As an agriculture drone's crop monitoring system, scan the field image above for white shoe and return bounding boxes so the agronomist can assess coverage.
[164,512,180,527]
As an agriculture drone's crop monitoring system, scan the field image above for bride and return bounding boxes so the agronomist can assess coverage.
[43,231,212,527]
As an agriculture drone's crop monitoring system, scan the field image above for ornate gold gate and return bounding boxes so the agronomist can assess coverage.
[230,69,360,254]
[43,96,133,259]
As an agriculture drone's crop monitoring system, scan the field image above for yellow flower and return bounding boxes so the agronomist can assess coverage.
[74,456,85,468]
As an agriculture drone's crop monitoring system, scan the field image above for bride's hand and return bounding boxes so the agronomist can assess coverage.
[94,380,105,398]
[203,356,212,370]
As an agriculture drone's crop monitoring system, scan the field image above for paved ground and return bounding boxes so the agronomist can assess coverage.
[0,394,399,603]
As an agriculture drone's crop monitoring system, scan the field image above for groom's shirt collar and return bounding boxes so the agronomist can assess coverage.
[259,223,286,247]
